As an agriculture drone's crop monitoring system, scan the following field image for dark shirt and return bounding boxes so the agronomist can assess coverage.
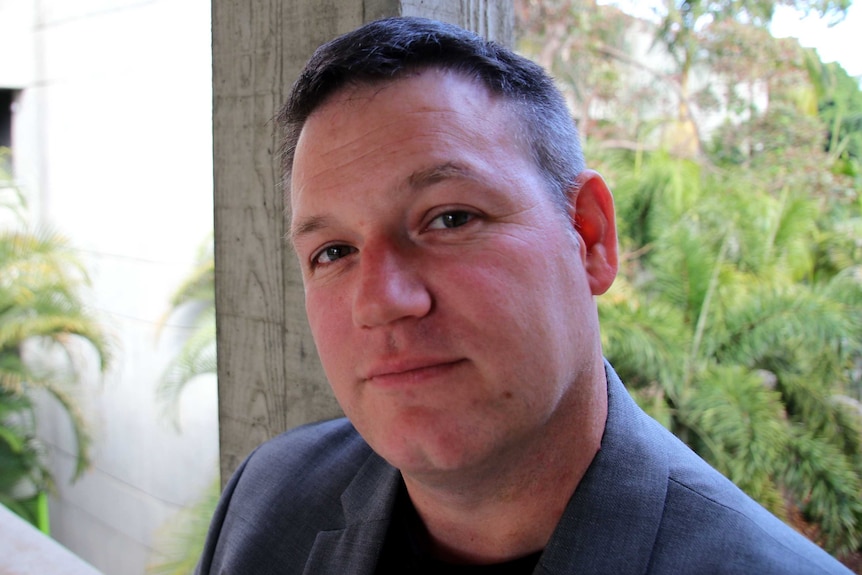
[375,483,543,575]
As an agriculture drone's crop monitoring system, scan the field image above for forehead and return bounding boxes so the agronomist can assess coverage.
[288,69,530,210]
[301,69,506,145]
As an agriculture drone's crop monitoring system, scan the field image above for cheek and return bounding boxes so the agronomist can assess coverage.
[454,244,564,320]
[440,262,545,356]
[460,236,586,355]
[305,290,352,369]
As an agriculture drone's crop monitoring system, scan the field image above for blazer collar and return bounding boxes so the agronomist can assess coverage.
[302,449,401,575]
[538,362,669,574]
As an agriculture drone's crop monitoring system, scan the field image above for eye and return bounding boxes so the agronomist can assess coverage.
[427,210,475,230]
[312,244,356,266]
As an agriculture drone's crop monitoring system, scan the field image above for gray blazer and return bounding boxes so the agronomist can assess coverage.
[196,364,851,574]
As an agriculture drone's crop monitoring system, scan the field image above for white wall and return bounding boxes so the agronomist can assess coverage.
[0,0,36,88]
[2,1,218,573]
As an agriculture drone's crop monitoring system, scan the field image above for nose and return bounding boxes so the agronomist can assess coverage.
[352,240,432,328]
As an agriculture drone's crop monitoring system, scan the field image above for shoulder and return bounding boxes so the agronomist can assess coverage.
[227,417,374,522]
[196,418,381,575]
[651,425,849,574]
[589,363,850,574]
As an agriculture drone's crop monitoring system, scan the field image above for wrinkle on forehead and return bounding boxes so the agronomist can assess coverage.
[290,69,517,177]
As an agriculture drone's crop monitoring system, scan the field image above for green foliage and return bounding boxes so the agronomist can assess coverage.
[155,237,215,429]
[0,389,48,512]
[809,57,862,179]
[680,364,791,515]
[0,150,109,531]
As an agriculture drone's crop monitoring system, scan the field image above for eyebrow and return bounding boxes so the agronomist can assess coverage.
[289,214,331,245]
[289,161,476,244]
[407,161,475,189]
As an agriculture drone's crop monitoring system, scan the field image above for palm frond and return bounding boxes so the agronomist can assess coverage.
[156,237,214,338]
[599,280,687,395]
[156,314,217,429]
[679,364,791,516]
[0,175,109,524]
[786,430,862,555]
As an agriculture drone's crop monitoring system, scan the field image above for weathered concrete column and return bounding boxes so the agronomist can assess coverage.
[212,0,512,484]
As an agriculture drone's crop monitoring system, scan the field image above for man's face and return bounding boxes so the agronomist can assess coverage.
[290,69,615,480]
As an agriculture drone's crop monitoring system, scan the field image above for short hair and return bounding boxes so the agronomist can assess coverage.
[277,16,584,210]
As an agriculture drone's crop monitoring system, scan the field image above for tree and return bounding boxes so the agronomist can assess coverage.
[521,0,854,156]
[652,0,851,153]
[0,151,109,531]
[516,0,647,146]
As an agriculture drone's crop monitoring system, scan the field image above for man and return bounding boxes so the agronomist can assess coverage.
[197,17,851,574]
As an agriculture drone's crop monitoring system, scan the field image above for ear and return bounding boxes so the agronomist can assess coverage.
[567,170,618,295]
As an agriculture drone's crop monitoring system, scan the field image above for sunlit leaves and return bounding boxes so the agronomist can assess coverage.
[0,157,108,526]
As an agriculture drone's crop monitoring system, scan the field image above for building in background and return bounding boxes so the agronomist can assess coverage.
[0,1,218,573]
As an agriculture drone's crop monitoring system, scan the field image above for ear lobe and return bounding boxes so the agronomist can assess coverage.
[568,170,618,295]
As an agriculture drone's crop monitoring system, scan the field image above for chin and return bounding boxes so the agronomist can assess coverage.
[376,429,505,480]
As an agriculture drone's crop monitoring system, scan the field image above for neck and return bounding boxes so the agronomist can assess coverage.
[401,366,608,565]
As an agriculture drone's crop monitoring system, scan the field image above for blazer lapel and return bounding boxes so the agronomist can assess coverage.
[303,451,401,575]
[537,363,669,575]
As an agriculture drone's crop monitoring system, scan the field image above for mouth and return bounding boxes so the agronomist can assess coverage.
[363,358,466,387]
